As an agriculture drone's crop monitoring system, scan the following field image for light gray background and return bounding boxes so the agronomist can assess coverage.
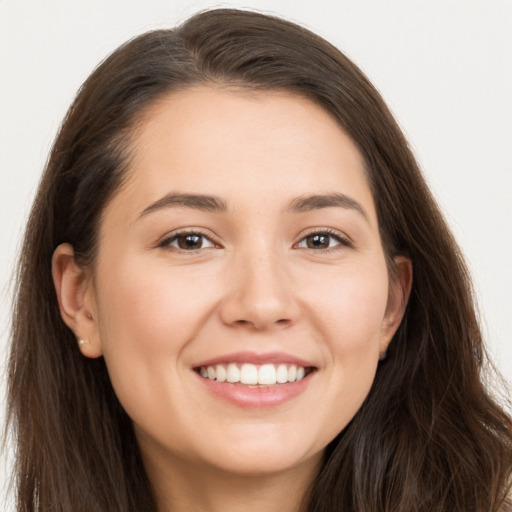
[1,1,511,509]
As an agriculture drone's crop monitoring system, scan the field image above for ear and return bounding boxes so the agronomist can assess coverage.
[379,256,413,358]
[52,243,103,358]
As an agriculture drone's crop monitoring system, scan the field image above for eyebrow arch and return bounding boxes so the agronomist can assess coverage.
[138,191,368,222]
[287,193,369,221]
[139,193,228,218]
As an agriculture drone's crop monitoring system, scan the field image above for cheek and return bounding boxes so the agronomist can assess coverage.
[303,267,388,437]
[91,256,223,418]
[92,256,221,428]
[305,263,390,355]
[95,257,218,354]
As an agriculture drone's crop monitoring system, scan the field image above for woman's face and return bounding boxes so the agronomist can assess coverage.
[65,87,409,480]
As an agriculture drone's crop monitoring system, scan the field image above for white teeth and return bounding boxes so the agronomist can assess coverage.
[258,364,277,385]
[240,363,258,385]
[276,364,288,383]
[216,364,227,382]
[199,362,309,385]
[226,363,240,383]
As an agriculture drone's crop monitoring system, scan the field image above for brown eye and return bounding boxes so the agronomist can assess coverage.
[297,231,349,250]
[305,234,330,248]
[164,232,215,251]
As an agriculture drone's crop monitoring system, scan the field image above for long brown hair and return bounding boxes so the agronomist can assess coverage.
[6,8,512,511]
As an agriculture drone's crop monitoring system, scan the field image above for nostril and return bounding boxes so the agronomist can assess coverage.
[234,319,251,326]
[234,317,292,330]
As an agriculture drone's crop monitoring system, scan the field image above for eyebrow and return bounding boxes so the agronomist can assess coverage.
[287,193,369,221]
[138,191,369,222]
[139,193,228,218]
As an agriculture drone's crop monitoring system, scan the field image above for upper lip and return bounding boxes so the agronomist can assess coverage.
[194,351,316,368]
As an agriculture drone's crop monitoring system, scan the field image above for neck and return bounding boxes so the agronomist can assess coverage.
[143,449,323,512]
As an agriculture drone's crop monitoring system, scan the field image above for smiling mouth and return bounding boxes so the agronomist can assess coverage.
[195,363,316,386]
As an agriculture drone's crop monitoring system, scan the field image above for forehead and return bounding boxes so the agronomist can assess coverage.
[110,86,376,223]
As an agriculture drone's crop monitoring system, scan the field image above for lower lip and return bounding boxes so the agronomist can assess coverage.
[195,372,314,409]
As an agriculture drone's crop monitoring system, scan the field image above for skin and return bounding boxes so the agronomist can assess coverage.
[53,87,412,512]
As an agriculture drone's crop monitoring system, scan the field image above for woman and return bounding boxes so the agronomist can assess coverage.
[6,8,512,512]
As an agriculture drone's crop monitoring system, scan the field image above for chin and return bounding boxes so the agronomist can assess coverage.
[196,428,326,477]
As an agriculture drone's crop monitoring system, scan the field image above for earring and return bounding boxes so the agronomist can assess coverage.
[379,350,387,361]
[78,339,88,347]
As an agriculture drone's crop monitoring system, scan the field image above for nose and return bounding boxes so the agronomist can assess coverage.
[219,248,299,331]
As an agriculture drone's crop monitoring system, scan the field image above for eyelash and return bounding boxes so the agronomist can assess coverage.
[296,228,352,252]
[159,230,218,253]
[159,228,352,253]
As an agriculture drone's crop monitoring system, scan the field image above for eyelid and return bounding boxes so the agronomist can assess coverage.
[294,227,353,250]
[156,226,352,253]
[158,228,221,252]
